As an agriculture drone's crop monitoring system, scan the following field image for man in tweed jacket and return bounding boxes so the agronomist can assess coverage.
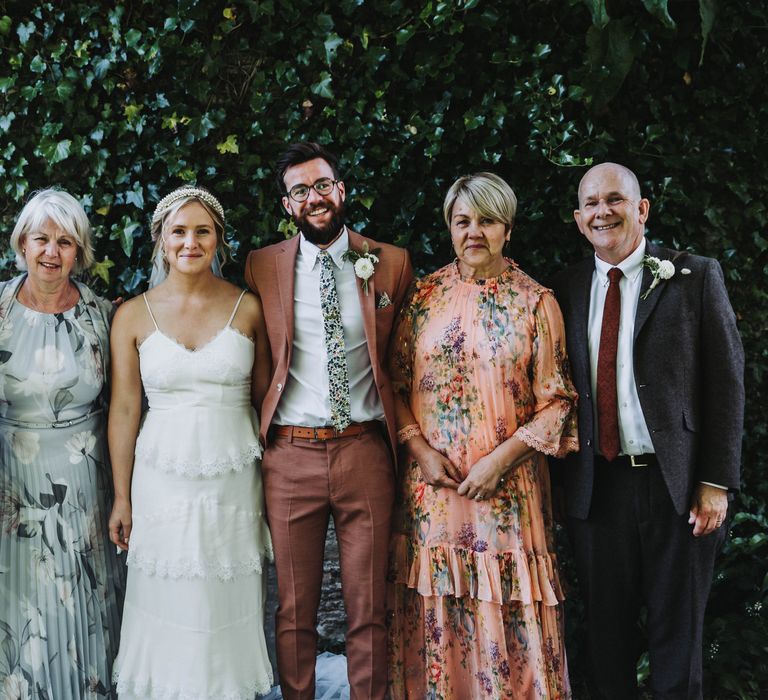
[551,162,744,699]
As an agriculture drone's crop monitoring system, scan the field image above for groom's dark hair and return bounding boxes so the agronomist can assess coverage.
[275,142,341,194]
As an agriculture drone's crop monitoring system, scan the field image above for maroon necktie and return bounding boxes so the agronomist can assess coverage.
[597,267,623,461]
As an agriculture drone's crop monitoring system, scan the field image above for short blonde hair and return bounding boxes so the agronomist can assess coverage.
[150,188,228,273]
[443,172,518,230]
[11,188,94,273]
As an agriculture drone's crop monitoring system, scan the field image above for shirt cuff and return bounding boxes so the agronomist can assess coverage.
[700,481,728,490]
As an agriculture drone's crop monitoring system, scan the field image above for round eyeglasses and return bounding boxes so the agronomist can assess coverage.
[287,177,339,203]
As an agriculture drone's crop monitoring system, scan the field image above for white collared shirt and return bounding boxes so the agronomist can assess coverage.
[588,238,655,456]
[274,227,385,427]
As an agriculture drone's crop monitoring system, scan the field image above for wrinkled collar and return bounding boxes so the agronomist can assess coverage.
[594,238,646,286]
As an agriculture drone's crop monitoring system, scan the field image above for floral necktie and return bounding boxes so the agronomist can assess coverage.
[318,251,351,431]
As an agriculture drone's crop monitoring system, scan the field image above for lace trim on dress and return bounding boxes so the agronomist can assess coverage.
[114,671,273,700]
[390,534,564,606]
[126,548,273,580]
[133,443,263,478]
[515,425,579,459]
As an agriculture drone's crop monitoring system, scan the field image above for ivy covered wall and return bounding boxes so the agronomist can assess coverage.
[1,1,766,695]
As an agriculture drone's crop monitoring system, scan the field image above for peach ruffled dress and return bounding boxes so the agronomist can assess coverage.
[388,261,578,700]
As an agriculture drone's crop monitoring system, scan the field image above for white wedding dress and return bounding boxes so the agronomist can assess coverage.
[114,291,274,699]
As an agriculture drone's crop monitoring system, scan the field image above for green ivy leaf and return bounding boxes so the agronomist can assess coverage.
[699,0,717,65]
[0,112,15,132]
[216,134,240,154]
[582,0,609,29]
[16,21,35,45]
[311,72,334,99]
[91,257,115,284]
[641,0,676,29]
[29,55,47,73]
[324,34,343,65]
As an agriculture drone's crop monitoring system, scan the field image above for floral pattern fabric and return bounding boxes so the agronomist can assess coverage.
[0,286,124,699]
[319,251,352,431]
[388,261,578,699]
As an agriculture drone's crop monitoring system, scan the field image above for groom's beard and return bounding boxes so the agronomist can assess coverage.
[294,200,346,246]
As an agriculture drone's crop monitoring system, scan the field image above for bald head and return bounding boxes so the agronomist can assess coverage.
[578,163,642,206]
[573,161,650,265]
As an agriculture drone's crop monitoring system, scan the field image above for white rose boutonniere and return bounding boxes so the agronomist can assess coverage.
[641,255,675,300]
[342,242,381,295]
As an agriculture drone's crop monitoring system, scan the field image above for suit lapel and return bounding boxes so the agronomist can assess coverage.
[570,257,594,377]
[634,240,665,340]
[348,229,378,369]
[275,236,300,350]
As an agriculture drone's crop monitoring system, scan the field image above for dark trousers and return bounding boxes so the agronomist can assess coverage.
[568,459,726,700]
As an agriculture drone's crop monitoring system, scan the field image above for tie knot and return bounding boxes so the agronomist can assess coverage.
[318,250,333,268]
[608,267,623,284]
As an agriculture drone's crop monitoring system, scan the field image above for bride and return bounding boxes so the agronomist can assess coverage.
[107,186,274,699]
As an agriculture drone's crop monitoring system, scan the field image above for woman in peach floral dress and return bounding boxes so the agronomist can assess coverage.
[388,173,578,699]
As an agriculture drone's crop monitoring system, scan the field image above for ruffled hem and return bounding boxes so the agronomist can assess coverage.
[114,672,273,700]
[127,549,273,580]
[515,425,578,459]
[390,534,563,606]
[128,501,273,578]
[134,442,262,478]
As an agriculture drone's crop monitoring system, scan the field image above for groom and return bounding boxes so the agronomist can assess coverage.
[245,142,413,700]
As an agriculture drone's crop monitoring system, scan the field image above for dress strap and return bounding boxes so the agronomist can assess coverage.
[143,293,160,331]
[226,290,248,327]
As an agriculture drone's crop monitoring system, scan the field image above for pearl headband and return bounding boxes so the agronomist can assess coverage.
[153,187,225,226]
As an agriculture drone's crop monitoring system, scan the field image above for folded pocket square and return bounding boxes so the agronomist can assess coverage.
[376,291,392,308]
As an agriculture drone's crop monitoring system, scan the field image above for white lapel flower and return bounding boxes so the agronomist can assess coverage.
[641,255,675,300]
[342,241,381,295]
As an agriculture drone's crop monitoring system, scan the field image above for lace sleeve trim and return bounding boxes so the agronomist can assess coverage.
[515,426,578,459]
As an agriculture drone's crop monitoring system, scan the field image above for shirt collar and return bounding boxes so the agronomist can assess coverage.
[299,226,349,270]
[594,237,646,286]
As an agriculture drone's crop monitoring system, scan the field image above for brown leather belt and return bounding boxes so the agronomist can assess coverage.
[273,421,381,441]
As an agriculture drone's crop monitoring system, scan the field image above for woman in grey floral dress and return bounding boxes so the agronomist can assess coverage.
[0,189,124,698]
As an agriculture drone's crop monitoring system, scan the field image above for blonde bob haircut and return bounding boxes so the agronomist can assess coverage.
[150,189,228,274]
[11,188,95,274]
[442,172,518,231]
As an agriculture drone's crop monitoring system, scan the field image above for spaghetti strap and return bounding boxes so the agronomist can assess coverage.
[226,290,248,327]
[143,293,160,331]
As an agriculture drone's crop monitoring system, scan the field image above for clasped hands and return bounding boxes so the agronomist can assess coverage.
[410,439,506,501]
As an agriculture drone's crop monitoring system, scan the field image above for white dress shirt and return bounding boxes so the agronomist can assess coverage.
[274,228,385,427]
[588,239,654,456]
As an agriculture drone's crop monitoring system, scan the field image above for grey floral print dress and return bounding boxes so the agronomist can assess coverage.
[0,276,124,699]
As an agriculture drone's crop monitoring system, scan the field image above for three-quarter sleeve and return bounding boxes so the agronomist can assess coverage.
[514,290,579,458]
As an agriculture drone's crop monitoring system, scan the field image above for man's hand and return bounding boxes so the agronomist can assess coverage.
[688,483,728,537]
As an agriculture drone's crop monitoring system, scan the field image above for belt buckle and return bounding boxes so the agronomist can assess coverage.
[629,454,648,468]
